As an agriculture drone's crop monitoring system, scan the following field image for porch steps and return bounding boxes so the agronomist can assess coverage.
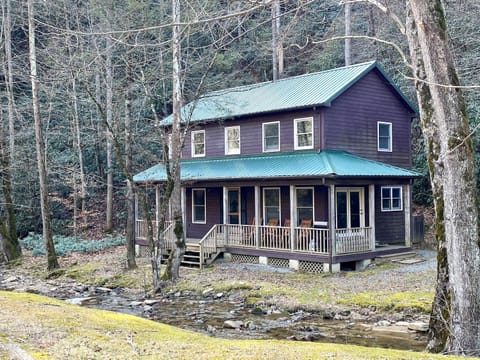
[375,251,418,264]
[161,246,221,268]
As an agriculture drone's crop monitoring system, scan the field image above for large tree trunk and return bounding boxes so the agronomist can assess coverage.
[124,86,136,269]
[161,0,185,282]
[406,0,480,355]
[271,0,280,81]
[3,0,15,159]
[105,36,114,233]
[28,0,58,271]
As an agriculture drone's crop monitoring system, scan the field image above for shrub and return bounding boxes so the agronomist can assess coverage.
[20,233,125,256]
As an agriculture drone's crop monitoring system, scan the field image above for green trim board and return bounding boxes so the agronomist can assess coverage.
[161,61,417,125]
[133,150,420,183]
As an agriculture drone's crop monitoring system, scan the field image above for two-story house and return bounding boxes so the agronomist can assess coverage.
[134,61,419,272]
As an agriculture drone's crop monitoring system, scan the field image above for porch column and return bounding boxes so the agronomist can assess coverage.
[223,187,229,244]
[254,185,261,249]
[289,185,296,251]
[328,184,336,257]
[134,192,138,240]
[368,184,376,250]
[155,185,160,223]
[181,187,186,229]
[404,184,412,247]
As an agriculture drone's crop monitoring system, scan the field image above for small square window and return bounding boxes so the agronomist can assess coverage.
[191,130,205,157]
[378,122,392,152]
[225,126,240,155]
[263,122,280,152]
[381,186,403,211]
[294,117,314,150]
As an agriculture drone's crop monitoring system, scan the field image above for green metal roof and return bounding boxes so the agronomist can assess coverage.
[133,150,419,183]
[162,61,417,125]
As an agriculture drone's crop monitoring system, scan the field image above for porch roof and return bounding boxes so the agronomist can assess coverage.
[133,150,420,183]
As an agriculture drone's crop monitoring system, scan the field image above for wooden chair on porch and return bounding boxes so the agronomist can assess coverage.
[262,218,279,248]
[297,219,313,251]
[281,219,291,249]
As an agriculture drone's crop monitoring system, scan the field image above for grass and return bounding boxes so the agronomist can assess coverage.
[0,290,470,360]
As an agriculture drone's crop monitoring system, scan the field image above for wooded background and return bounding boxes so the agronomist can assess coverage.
[0,0,478,238]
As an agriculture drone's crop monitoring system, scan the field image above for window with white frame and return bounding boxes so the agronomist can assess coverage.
[192,188,206,223]
[262,122,280,152]
[263,188,280,224]
[191,130,205,157]
[294,117,314,150]
[381,186,402,211]
[225,126,240,155]
[296,187,314,225]
[377,122,392,152]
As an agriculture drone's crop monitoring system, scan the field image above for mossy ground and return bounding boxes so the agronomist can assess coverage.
[0,291,470,360]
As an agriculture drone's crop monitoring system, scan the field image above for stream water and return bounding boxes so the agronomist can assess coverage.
[89,290,428,352]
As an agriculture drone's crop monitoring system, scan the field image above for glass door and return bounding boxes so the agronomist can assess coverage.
[336,188,364,229]
[227,189,240,224]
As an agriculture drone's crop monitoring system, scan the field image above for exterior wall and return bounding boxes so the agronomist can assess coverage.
[185,187,223,238]
[374,185,406,244]
[323,69,413,168]
[182,109,318,159]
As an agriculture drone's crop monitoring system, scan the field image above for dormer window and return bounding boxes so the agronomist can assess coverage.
[377,122,392,152]
[225,126,240,155]
[191,130,205,157]
[294,117,313,150]
[263,121,280,152]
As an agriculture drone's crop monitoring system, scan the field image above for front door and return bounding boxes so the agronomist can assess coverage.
[336,188,364,229]
[227,188,240,224]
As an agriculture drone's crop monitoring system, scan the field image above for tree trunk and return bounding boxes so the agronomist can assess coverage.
[124,87,137,269]
[161,0,185,282]
[27,0,59,271]
[271,0,280,81]
[105,36,114,233]
[344,2,352,66]
[406,0,480,355]
[3,0,15,159]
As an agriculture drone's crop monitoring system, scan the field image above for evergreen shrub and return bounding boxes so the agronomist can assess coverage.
[20,233,125,256]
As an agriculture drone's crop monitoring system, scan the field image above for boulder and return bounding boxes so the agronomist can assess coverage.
[408,322,429,332]
[223,320,243,329]
[65,297,98,306]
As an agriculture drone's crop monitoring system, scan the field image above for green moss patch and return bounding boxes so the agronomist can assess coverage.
[0,291,467,359]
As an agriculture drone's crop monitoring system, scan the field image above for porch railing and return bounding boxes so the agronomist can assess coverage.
[135,219,174,249]
[335,227,372,254]
[294,227,329,254]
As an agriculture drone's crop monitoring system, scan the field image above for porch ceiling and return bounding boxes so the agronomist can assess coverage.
[133,150,420,183]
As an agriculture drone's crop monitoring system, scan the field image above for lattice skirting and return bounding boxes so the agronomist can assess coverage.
[231,254,259,264]
[267,257,290,268]
[299,260,325,273]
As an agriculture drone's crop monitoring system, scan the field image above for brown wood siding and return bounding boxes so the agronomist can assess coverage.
[374,185,405,244]
[185,187,222,238]
[324,69,413,168]
[181,109,318,159]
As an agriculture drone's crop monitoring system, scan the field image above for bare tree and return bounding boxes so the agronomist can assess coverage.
[344,1,352,65]
[27,0,58,270]
[105,36,114,233]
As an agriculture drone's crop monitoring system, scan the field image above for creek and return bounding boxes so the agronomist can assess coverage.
[86,289,428,352]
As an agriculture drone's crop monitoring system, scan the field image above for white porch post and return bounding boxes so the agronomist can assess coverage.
[155,185,160,223]
[134,192,138,239]
[181,187,186,229]
[369,184,376,251]
[404,184,412,247]
[290,185,296,251]
[255,185,261,249]
[223,187,229,244]
[329,184,336,257]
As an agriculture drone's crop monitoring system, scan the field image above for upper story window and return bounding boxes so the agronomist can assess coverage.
[191,130,205,157]
[381,186,402,211]
[294,117,314,150]
[192,188,206,223]
[377,122,392,152]
[262,121,280,152]
[225,126,240,155]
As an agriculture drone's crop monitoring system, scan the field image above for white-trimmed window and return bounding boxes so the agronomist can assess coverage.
[225,126,240,155]
[191,130,205,157]
[296,187,314,225]
[381,186,403,211]
[262,121,280,152]
[263,187,281,223]
[294,117,314,150]
[192,188,206,223]
[377,122,392,152]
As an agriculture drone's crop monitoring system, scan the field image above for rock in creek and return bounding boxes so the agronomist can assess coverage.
[65,297,99,306]
[223,320,244,329]
[408,321,429,332]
